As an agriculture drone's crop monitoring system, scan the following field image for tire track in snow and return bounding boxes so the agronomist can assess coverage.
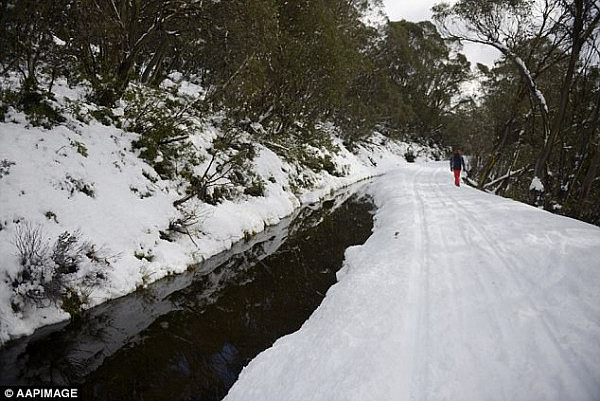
[416,167,472,400]
[427,167,513,400]
[405,167,433,401]
[442,176,596,399]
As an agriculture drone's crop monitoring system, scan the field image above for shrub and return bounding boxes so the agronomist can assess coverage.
[18,80,66,128]
[58,175,95,198]
[243,230,255,242]
[174,130,257,206]
[61,287,84,319]
[44,211,58,223]
[0,90,19,122]
[89,107,115,126]
[404,149,416,163]
[244,179,266,197]
[70,140,88,157]
[52,231,86,274]
[10,224,110,314]
[124,86,199,179]
[13,222,49,269]
[11,223,52,309]
[0,160,16,179]
[283,143,345,177]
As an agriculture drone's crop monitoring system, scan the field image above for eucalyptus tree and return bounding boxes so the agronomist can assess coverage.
[363,20,470,141]
[0,0,71,89]
[434,0,600,209]
[198,0,378,144]
[0,0,75,126]
[63,0,207,105]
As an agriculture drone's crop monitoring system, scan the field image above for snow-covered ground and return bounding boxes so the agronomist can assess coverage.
[0,85,435,344]
[225,162,600,401]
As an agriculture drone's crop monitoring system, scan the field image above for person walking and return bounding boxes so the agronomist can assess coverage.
[450,148,466,187]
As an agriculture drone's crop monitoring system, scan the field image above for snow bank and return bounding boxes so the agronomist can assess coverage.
[0,80,436,344]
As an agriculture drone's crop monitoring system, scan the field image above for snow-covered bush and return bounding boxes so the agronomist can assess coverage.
[52,231,86,274]
[11,222,53,310]
[11,80,66,129]
[262,124,346,178]
[0,89,19,123]
[89,106,117,127]
[44,211,58,223]
[124,85,201,180]
[9,224,110,316]
[13,222,50,271]
[174,128,259,206]
[70,140,88,157]
[244,178,266,197]
[54,174,96,198]
[60,287,87,319]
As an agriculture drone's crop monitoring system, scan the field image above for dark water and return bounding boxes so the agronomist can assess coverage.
[0,185,374,401]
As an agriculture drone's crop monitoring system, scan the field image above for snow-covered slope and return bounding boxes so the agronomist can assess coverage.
[0,90,433,344]
[224,162,600,401]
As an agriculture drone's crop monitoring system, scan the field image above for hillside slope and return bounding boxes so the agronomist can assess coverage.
[0,79,436,344]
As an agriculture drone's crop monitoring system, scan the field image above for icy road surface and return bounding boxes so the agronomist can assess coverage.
[224,162,600,401]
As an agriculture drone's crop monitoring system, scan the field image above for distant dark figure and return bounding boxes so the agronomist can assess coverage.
[450,149,466,187]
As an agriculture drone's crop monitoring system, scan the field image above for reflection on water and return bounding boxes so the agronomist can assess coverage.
[0,184,375,401]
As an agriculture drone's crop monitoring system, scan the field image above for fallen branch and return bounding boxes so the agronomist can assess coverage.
[483,167,527,190]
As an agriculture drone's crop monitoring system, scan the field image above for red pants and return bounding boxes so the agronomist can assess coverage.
[454,169,461,186]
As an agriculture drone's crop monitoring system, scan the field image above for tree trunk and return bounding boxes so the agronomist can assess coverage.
[533,2,585,185]
[532,0,600,205]
[141,41,168,84]
[579,137,600,216]
[485,43,551,204]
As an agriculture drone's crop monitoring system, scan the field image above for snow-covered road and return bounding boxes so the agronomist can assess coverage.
[224,162,600,401]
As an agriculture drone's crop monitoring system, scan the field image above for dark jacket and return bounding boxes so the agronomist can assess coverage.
[450,154,465,171]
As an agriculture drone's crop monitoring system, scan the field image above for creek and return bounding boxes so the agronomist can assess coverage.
[0,183,375,401]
